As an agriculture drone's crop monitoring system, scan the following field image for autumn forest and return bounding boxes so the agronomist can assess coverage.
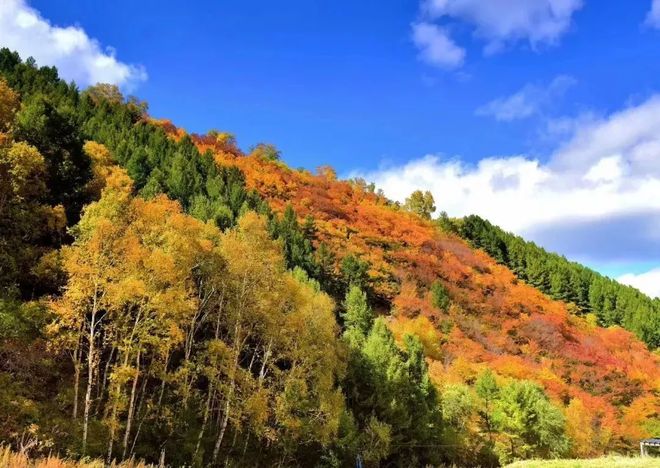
[0,49,659,467]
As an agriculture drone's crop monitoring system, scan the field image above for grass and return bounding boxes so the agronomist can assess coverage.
[506,455,660,468]
[4,446,659,468]
[0,446,153,468]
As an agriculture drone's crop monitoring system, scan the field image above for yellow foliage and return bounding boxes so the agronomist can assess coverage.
[0,78,19,134]
[83,141,116,198]
[2,142,46,199]
[565,398,595,458]
[389,316,443,360]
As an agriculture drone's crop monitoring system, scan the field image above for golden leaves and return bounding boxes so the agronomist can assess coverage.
[0,78,19,134]
[2,142,46,199]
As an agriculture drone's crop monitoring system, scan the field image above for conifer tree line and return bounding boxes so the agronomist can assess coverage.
[0,49,651,466]
[440,214,660,348]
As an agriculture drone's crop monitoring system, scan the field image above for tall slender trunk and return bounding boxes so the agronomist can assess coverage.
[181,284,216,406]
[106,397,118,464]
[212,318,242,464]
[130,359,152,455]
[99,346,116,417]
[212,348,238,463]
[122,351,141,459]
[107,354,127,464]
[73,361,80,419]
[193,292,226,462]
[107,341,134,464]
[194,384,215,460]
[241,433,250,462]
[258,339,272,389]
[82,284,100,454]
[182,309,201,406]
[108,306,142,462]
[156,354,169,410]
[72,333,82,419]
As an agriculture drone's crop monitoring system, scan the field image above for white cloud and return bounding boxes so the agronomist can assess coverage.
[583,155,623,183]
[412,22,465,69]
[414,0,583,66]
[0,0,147,89]
[353,95,660,276]
[618,268,660,298]
[646,0,660,28]
[551,96,660,177]
[477,75,576,121]
[425,0,583,51]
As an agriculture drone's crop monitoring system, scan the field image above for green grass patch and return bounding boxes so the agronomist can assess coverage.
[506,455,660,468]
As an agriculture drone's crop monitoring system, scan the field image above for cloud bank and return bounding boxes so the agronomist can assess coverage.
[618,268,660,299]
[354,96,660,296]
[413,0,583,67]
[0,0,147,89]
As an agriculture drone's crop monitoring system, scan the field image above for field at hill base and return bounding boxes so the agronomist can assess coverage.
[506,455,660,468]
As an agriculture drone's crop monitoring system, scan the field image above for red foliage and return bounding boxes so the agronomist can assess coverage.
[162,132,660,450]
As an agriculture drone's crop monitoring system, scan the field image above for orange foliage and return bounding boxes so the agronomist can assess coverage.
[148,118,187,141]
[148,122,660,454]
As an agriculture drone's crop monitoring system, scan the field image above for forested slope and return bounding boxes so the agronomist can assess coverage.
[0,49,658,467]
[441,214,659,348]
[190,126,660,461]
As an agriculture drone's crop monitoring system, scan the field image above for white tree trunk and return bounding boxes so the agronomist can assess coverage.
[82,286,99,454]
[122,351,140,459]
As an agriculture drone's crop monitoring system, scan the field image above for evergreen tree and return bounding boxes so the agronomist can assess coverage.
[450,214,659,348]
[431,280,451,312]
[492,381,568,464]
[340,254,371,293]
[342,286,373,343]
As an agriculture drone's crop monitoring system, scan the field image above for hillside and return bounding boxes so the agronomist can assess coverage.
[0,49,658,467]
[192,130,660,448]
[443,214,660,348]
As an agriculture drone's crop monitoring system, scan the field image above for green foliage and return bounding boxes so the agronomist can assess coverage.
[441,383,479,463]
[314,242,343,297]
[292,265,321,292]
[404,190,436,219]
[341,286,373,342]
[269,204,318,275]
[476,369,499,402]
[0,139,68,297]
[476,368,500,457]
[0,48,267,235]
[341,312,443,466]
[252,142,281,161]
[492,381,569,464]
[340,254,371,293]
[0,48,636,468]
[0,299,62,446]
[439,374,569,468]
[14,95,91,223]
[431,280,451,312]
[0,299,48,342]
[453,214,660,348]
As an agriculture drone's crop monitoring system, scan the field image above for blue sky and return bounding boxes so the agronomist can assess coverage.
[21,0,660,170]
[2,0,660,296]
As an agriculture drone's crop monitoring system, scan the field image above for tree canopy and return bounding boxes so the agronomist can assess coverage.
[404,190,436,219]
[0,48,658,467]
